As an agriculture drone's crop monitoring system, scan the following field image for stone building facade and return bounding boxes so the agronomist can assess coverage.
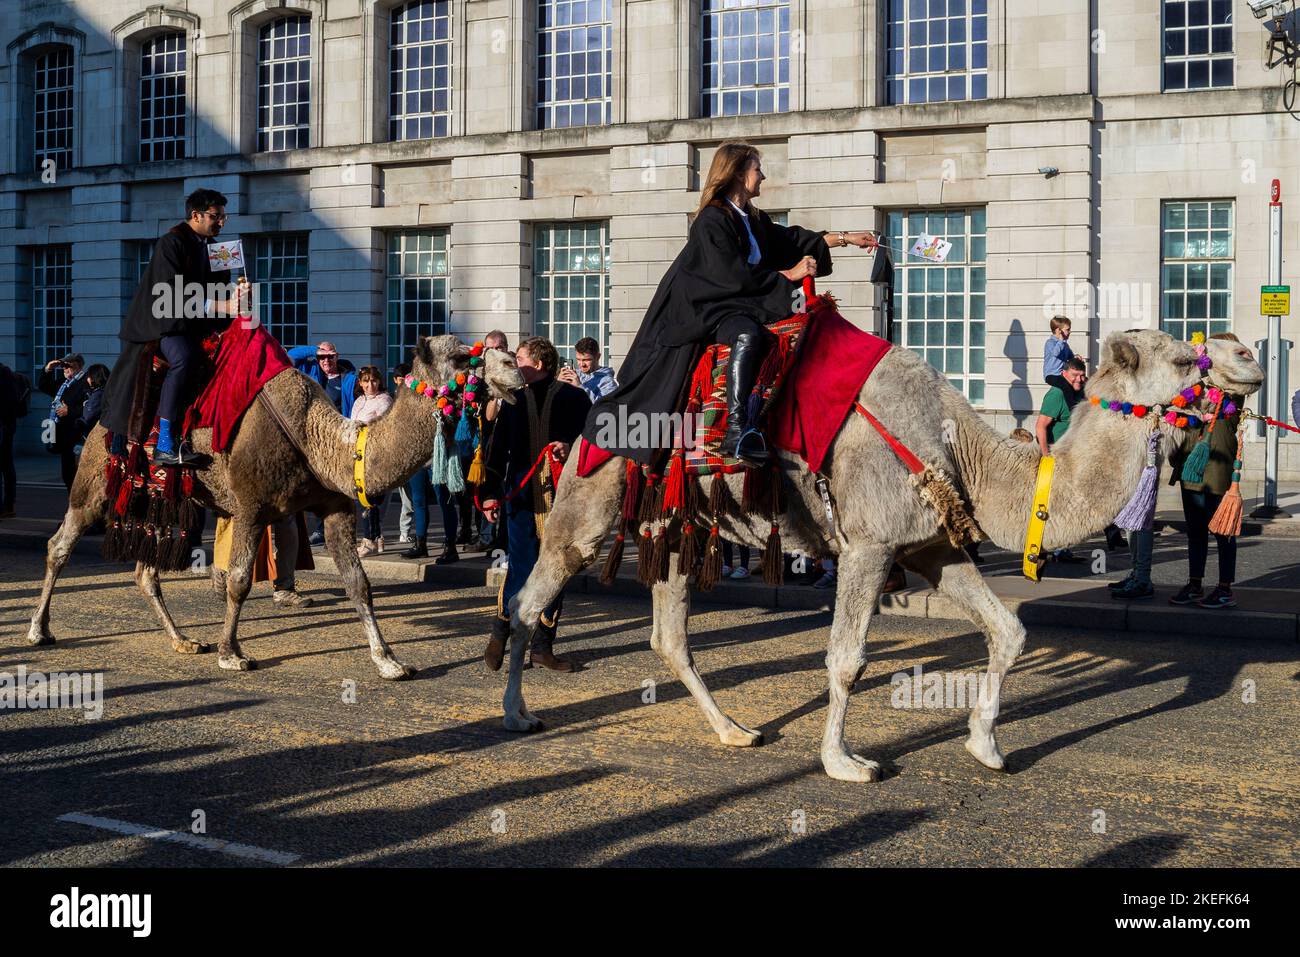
[0,0,1296,475]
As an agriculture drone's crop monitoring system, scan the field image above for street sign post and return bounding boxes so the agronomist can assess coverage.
[1253,180,1290,517]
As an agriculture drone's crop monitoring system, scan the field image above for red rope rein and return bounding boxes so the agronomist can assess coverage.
[473,445,557,514]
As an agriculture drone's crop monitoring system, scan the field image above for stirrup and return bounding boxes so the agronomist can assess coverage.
[735,428,770,466]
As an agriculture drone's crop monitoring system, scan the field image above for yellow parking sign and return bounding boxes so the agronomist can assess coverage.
[1261,285,1290,316]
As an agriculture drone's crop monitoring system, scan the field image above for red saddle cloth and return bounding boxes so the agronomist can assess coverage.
[185,321,293,452]
[575,291,892,478]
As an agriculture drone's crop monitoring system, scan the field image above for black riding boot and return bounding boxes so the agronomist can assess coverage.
[401,536,428,559]
[717,331,771,467]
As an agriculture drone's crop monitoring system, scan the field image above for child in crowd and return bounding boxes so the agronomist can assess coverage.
[352,366,393,557]
[1042,315,1074,394]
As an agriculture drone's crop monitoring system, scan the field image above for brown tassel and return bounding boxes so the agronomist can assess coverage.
[638,475,660,525]
[761,522,784,586]
[698,526,723,591]
[677,520,697,576]
[708,472,727,519]
[636,526,655,585]
[1208,485,1243,537]
[600,530,626,585]
[742,465,759,513]
[770,466,786,516]
[686,471,703,520]
[621,459,643,522]
[651,527,670,583]
[102,521,124,561]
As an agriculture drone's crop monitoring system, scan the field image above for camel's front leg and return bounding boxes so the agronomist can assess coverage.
[650,559,761,747]
[26,501,102,646]
[504,446,624,731]
[217,517,262,671]
[135,561,211,655]
[820,542,896,782]
[905,542,1024,771]
[322,507,415,680]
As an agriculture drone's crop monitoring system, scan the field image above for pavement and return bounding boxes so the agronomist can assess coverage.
[1,544,1297,867]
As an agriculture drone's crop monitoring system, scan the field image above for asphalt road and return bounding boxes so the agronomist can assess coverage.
[1,546,1296,867]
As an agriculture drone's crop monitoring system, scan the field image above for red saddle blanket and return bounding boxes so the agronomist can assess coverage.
[576,291,892,478]
[185,322,293,452]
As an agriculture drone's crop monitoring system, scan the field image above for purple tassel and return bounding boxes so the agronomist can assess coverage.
[1114,434,1160,532]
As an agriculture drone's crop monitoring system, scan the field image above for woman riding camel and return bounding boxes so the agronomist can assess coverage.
[583,140,877,468]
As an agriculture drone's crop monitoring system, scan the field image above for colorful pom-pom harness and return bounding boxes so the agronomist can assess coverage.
[400,339,487,421]
[1087,381,1237,430]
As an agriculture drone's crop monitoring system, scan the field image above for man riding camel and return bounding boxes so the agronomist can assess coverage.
[101,188,250,466]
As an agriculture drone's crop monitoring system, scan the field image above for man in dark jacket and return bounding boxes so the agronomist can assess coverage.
[480,336,591,673]
[0,361,25,516]
[101,188,248,465]
[38,353,88,490]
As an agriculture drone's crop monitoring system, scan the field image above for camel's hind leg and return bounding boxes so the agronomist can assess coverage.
[217,516,263,671]
[903,541,1025,771]
[26,445,107,646]
[650,559,762,747]
[134,561,211,655]
[503,446,624,732]
[322,507,414,680]
[820,542,896,782]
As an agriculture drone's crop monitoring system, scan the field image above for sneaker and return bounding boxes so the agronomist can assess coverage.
[721,565,733,578]
[375,536,385,554]
[1168,583,1205,606]
[1052,548,1083,564]
[272,589,314,609]
[357,538,378,558]
[308,531,325,547]
[1111,580,1154,601]
[1197,586,1237,610]
[1108,575,1134,592]
[813,571,837,590]
[729,566,750,580]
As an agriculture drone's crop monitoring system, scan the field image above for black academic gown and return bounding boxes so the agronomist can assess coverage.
[582,200,833,466]
[101,222,233,437]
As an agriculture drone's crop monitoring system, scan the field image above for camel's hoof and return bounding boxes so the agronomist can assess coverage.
[218,654,256,672]
[26,629,55,647]
[965,737,1006,771]
[503,712,544,733]
[170,637,212,655]
[822,751,882,783]
[718,725,763,748]
[375,658,416,681]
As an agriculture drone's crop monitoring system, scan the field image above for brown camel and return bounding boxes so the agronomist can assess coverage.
[499,330,1263,780]
[26,335,523,678]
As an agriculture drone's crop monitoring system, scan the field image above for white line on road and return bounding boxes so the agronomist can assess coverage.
[57,812,301,865]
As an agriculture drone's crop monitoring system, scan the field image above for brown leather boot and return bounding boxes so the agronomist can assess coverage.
[528,647,575,672]
[484,618,510,672]
[882,563,907,594]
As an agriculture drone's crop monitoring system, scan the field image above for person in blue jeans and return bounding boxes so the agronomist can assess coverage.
[480,336,591,673]
[289,341,357,545]
[1110,527,1155,600]
[402,467,459,563]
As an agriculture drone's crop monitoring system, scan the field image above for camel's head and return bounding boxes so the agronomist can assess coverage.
[1086,329,1215,434]
[411,335,524,407]
[1202,336,1264,398]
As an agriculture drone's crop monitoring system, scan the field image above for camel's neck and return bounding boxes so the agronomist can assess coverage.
[304,387,443,498]
[355,388,445,496]
[948,400,1155,552]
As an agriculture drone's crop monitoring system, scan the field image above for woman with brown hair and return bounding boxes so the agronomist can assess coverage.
[583,140,877,467]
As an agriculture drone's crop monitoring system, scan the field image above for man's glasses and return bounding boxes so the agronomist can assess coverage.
[317,353,338,361]
[203,210,227,223]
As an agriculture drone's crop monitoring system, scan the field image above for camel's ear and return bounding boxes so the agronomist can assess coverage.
[415,336,434,367]
[1105,336,1140,372]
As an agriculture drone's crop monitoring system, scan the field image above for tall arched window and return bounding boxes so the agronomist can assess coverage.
[140,32,187,161]
[389,0,452,140]
[33,46,75,171]
[257,16,311,152]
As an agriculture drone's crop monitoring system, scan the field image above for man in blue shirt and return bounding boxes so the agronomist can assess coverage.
[288,341,357,416]
[557,336,617,401]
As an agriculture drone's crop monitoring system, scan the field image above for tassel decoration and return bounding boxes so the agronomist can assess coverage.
[661,450,686,516]
[1114,433,1161,532]
[1208,430,1246,537]
[429,430,448,486]
[601,529,626,585]
[636,526,655,585]
[638,475,661,525]
[698,527,723,591]
[621,459,643,522]
[1179,437,1211,484]
[466,446,486,486]
[761,522,784,586]
[445,451,465,494]
[651,527,670,583]
[708,472,727,519]
[677,520,697,576]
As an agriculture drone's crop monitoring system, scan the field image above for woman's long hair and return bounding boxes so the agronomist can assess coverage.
[695,141,762,218]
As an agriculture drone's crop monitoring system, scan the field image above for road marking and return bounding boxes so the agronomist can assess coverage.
[57,812,300,865]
